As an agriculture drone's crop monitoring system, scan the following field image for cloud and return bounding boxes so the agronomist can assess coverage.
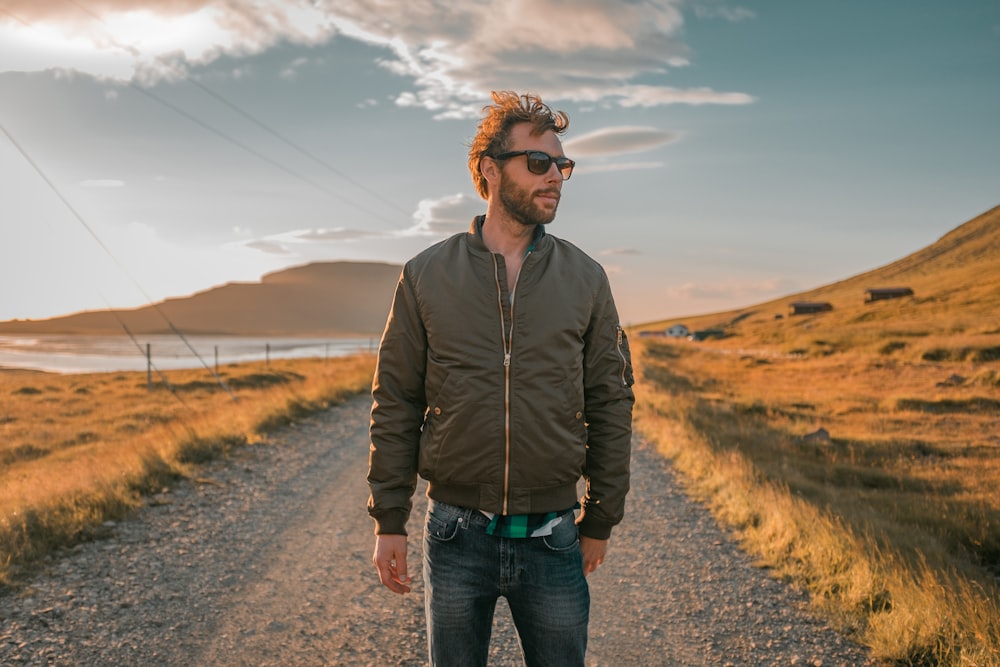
[694,2,756,22]
[601,247,641,256]
[0,1,337,81]
[562,126,676,174]
[409,194,482,236]
[238,197,475,257]
[241,227,382,253]
[0,1,753,116]
[565,126,678,157]
[279,56,310,80]
[293,227,380,242]
[575,161,665,175]
[243,239,293,255]
[610,85,754,107]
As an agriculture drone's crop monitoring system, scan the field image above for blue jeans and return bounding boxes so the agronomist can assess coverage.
[423,499,589,667]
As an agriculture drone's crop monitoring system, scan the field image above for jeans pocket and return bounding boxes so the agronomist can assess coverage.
[541,515,580,552]
[425,501,464,543]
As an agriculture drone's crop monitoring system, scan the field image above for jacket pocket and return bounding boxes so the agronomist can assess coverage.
[419,371,462,474]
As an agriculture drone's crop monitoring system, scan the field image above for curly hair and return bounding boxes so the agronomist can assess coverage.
[468,91,570,200]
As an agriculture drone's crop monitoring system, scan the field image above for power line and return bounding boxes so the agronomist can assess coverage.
[3,0,412,394]
[0,122,238,402]
[126,82,405,228]
[64,0,410,228]
[186,77,413,219]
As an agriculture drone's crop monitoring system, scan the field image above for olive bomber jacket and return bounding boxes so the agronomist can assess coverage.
[367,216,635,540]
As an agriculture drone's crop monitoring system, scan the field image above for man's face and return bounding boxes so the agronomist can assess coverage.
[496,124,566,227]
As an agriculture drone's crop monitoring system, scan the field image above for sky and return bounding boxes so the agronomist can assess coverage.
[1,0,998,328]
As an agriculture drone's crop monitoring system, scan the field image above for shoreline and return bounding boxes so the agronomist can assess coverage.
[0,334,378,375]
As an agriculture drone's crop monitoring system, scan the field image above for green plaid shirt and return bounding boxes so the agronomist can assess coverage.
[484,511,561,538]
[484,503,579,538]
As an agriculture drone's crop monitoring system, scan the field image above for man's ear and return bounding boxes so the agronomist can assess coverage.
[481,156,500,187]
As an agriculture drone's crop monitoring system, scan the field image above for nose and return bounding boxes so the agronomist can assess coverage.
[544,160,563,183]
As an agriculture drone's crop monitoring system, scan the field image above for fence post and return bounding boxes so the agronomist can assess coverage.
[266,342,270,367]
[146,343,152,390]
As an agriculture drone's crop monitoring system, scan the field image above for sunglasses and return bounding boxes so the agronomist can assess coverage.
[491,150,575,180]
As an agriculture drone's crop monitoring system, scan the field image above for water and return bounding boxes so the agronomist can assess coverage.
[0,334,377,374]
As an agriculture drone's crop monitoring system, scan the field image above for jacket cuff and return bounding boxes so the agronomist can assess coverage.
[371,508,410,536]
[576,511,614,540]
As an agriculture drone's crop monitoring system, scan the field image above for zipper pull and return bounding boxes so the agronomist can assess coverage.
[504,353,511,367]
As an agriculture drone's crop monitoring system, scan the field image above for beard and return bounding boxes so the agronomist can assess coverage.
[497,175,560,227]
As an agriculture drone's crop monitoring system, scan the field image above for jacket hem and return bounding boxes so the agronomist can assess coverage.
[428,480,580,516]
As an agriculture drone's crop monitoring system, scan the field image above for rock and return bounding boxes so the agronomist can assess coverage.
[802,427,831,443]
[936,373,966,387]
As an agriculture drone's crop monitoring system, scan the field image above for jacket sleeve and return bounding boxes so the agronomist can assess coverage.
[577,275,635,540]
[367,265,427,535]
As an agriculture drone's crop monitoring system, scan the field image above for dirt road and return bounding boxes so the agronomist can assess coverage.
[0,395,874,666]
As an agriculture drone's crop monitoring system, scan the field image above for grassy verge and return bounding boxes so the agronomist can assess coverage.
[0,354,375,590]
[633,338,1000,665]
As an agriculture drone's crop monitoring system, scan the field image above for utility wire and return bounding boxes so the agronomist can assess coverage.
[126,83,404,228]
[0,122,239,402]
[4,1,406,397]
[66,0,409,228]
[1,1,236,400]
[186,78,413,219]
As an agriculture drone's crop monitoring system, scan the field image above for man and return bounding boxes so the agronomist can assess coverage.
[368,90,634,666]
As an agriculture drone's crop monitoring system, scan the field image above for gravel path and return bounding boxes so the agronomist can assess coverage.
[0,395,875,666]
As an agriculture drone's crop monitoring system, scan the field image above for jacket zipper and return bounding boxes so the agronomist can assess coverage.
[491,255,511,514]
[616,325,629,387]
[492,252,528,515]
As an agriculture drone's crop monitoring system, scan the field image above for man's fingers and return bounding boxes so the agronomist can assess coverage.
[392,556,409,585]
[375,557,411,593]
[373,535,412,594]
[582,553,604,575]
[378,564,412,594]
[579,535,608,577]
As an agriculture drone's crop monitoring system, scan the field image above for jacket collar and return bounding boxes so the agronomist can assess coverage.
[468,215,548,256]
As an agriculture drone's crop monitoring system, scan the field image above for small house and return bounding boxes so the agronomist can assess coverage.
[866,287,913,303]
[666,324,690,338]
[789,301,833,316]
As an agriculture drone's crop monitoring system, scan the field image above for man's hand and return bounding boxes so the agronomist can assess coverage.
[373,534,412,594]
[580,535,608,576]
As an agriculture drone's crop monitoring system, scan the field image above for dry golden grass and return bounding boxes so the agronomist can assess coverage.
[634,337,1000,665]
[0,354,375,589]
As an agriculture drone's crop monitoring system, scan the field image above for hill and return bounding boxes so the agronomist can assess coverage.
[643,204,1000,353]
[0,262,402,337]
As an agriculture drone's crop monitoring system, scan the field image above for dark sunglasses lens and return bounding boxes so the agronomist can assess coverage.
[520,151,573,179]
[526,152,552,175]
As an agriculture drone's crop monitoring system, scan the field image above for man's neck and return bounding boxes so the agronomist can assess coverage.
[481,210,536,258]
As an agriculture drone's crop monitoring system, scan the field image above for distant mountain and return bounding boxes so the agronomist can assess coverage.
[0,262,402,336]
[646,204,1000,337]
